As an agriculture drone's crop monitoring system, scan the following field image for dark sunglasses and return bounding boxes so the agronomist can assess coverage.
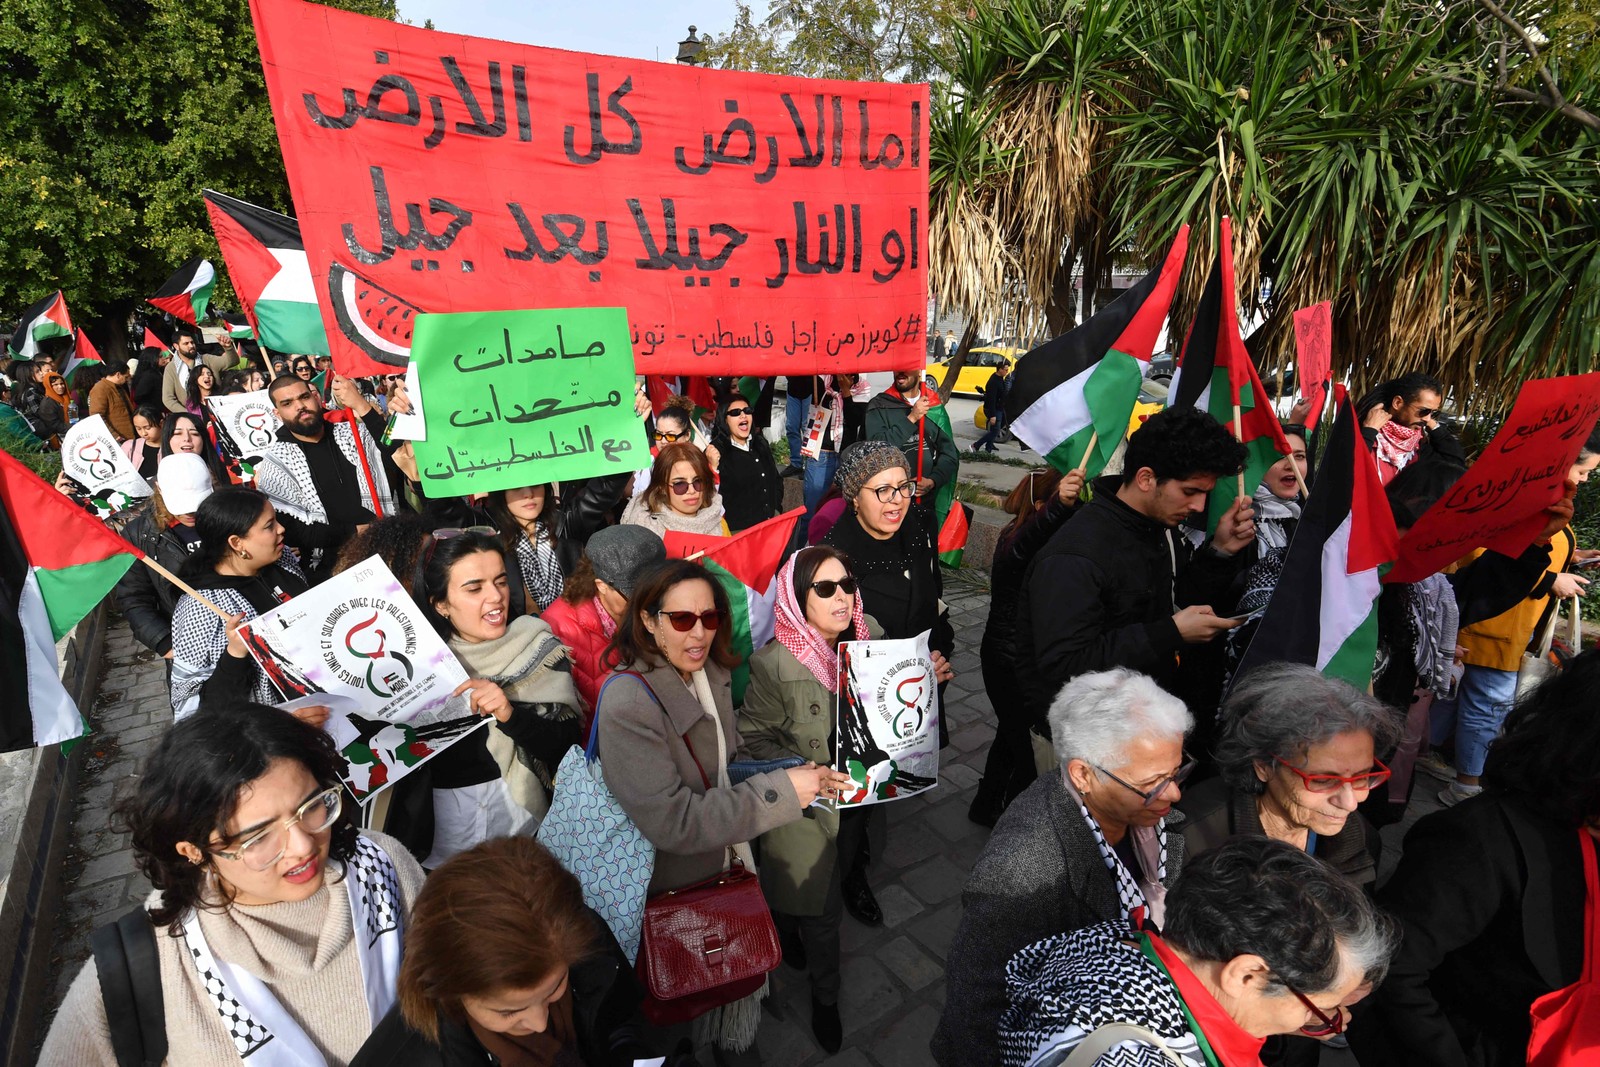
[656,609,724,632]
[809,577,858,598]
[725,407,752,418]
[669,478,706,495]
[653,429,690,443]
[1414,407,1437,419]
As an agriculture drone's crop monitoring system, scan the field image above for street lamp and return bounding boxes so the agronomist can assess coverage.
[676,26,705,65]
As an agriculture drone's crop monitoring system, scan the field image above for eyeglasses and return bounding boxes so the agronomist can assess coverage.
[1094,754,1197,807]
[1272,757,1391,794]
[868,480,916,503]
[725,407,752,418]
[809,577,858,598]
[210,787,343,872]
[669,478,706,496]
[656,609,725,632]
[1285,983,1345,1037]
[653,429,690,443]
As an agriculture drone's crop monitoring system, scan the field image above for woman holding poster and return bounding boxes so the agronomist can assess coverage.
[739,546,881,1054]
[416,530,583,868]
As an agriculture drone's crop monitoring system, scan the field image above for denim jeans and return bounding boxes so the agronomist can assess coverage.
[801,450,841,540]
[786,390,811,465]
[1453,664,1519,776]
[974,411,1007,451]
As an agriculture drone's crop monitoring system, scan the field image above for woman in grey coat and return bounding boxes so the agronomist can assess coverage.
[933,668,1193,1067]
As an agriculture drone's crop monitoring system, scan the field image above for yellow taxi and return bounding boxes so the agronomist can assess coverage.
[925,346,1023,398]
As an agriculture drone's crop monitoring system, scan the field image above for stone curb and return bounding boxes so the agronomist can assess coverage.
[0,603,107,1064]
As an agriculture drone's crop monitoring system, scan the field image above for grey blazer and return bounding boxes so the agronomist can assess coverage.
[931,772,1187,1067]
[597,659,800,893]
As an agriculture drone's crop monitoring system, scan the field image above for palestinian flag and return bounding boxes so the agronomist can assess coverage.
[223,312,255,340]
[1232,386,1398,689]
[663,507,803,704]
[1167,217,1292,530]
[64,329,104,378]
[1006,227,1190,477]
[148,257,216,325]
[8,291,73,361]
[203,189,330,356]
[0,448,140,749]
[920,390,967,567]
[142,327,170,353]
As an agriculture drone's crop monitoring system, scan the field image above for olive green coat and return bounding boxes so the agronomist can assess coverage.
[739,618,881,916]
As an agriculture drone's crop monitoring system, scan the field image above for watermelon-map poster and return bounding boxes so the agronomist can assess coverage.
[409,306,651,496]
[834,630,939,807]
[248,0,928,378]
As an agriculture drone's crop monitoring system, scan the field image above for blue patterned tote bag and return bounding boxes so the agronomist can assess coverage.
[537,671,656,961]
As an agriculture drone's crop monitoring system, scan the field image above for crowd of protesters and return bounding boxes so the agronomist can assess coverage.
[2,324,1595,1067]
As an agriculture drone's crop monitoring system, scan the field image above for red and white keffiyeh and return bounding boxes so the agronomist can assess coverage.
[773,552,868,692]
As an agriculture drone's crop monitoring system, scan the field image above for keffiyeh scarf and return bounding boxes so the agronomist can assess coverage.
[773,553,868,691]
[1251,484,1300,553]
[515,526,565,612]
[1375,420,1424,477]
[1064,773,1170,928]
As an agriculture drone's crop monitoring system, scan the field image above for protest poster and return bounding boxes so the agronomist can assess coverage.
[834,629,939,806]
[248,0,929,378]
[387,360,426,441]
[207,390,282,481]
[61,415,154,499]
[1389,373,1600,583]
[410,306,651,496]
[238,555,487,801]
[1291,301,1332,428]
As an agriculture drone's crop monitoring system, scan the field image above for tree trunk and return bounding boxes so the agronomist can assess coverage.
[936,321,980,405]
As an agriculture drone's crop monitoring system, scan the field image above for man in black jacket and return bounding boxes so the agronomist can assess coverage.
[1015,407,1257,728]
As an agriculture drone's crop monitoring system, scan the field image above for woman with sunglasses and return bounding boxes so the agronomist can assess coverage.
[648,399,695,448]
[934,667,1193,1066]
[998,837,1397,1067]
[291,355,316,382]
[596,561,847,1043]
[738,546,880,1053]
[405,529,583,868]
[707,394,782,532]
[39,703,427,1066]
[621,442,728,539]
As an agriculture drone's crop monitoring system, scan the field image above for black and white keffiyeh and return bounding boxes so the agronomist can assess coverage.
[179,835,403,1064]
[1064,772,1168,927]
[514,526,564,612]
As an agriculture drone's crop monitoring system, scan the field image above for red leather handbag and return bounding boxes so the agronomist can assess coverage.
[634,862,781,1026]
[1527,829,1600,1067]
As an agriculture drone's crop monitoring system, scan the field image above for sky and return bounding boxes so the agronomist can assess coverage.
[394,0,741,63]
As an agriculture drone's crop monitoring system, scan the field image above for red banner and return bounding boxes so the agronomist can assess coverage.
[249,0,929,378]
[1388,374,1600,583]
[1291,301,1332,428]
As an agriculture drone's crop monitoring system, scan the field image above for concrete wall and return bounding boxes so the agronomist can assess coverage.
[0,605,105,1064]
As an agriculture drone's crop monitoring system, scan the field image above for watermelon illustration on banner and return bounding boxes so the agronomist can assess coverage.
[663,507,803,704]
[0,448,140,750]
[834,629,939,806]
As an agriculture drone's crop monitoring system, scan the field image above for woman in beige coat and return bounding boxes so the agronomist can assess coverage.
[739,545,878,1055]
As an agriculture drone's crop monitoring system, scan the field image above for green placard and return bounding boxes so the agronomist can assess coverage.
[411,307,650,497]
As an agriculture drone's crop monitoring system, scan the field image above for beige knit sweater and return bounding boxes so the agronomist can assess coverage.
[39,830,425,1067]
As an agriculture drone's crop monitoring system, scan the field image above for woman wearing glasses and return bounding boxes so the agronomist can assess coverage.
[934,667,1192,1066]
[1180,662,1402,889]
[738,546,880,1053]
[998,837,1397,1067]
[621,442,728,539]
[39,704,426,1066]
[707,394,782,532]
[409,529,584,868]
[596,561,846,1046]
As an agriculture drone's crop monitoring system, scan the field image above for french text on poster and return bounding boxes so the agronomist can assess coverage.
[208,390,283,481]
[1389,374,1600,583]
[238,555,487,801]
[249,0,929,378]
[410,306,649,496]
[61,415,154,499]
[834,630,939,807]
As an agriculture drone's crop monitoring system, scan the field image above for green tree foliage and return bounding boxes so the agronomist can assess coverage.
[0,0,396,332]
[701,0,968,82]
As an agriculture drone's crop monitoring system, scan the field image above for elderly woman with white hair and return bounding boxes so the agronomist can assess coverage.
[1180,662,1402,888]
[932,668,1195,1067]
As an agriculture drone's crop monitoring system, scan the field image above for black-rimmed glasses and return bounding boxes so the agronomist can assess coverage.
[1094,754,1197,807]
[868,480,915,503]
[809,577,858,598]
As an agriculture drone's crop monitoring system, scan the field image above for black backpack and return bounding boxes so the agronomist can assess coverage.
[89,908,166,1067]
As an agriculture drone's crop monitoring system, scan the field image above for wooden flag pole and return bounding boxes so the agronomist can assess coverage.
[1075,430,1099,475]
[1232,401,1247,498]
[138,555,232,622]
